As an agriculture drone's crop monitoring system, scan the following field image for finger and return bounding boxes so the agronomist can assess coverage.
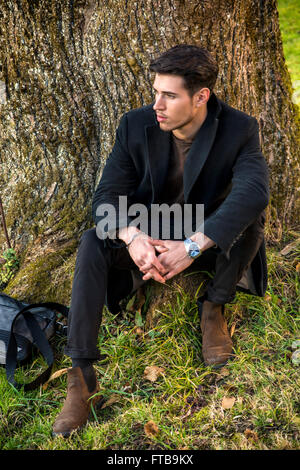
[148,239,166,247]
[164,270,177,281]
[139,258,162,271]
[143,268,166,283]
[155,245,169,253]
[142,272,165,282]
[151,268,166,282]
[140,265,167,279]
[139,262,152,272]
[151,257,168,274]
[142,272,152,280]
[140,252,167,274]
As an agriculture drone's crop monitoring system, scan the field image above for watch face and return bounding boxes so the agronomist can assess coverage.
[189,242,200,258]
[184,238,201,259]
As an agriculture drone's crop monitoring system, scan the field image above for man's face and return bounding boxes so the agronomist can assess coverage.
[152,73,201,133]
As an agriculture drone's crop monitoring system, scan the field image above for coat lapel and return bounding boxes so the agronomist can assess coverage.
[184,94,222,202]
[145,123,172,203]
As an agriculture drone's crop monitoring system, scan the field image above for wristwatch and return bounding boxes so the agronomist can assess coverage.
[184,238,202,259]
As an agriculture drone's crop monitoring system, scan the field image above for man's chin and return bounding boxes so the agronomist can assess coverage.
[158,121,173,132]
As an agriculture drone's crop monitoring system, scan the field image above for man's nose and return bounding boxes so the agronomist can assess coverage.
[153,95,165,110]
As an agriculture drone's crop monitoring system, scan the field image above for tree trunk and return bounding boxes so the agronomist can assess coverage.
[0,0,298,303]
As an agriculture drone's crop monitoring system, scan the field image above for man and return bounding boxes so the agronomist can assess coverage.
[52,45,269,437]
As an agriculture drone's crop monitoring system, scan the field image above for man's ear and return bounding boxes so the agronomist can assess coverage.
[195,87,210,106]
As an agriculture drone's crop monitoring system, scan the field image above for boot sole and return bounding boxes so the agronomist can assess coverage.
[52,418,90,438]
[52,430,72,438]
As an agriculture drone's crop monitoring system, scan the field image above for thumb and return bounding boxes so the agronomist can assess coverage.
[148,238,165,245]
[155,245,168,253]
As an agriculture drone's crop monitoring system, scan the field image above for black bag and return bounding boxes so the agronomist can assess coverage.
[0,292,69,390]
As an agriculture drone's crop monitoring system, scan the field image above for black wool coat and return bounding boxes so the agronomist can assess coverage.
[92,93,270,297]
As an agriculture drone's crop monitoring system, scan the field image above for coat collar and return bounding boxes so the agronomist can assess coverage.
[145,93,222,203]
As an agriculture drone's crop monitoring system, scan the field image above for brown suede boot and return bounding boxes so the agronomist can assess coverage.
[200,300,233,367]
[52,367,101,437]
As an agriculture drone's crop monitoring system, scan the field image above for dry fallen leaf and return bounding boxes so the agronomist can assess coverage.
[244,428,259,442]
[221,396,236,409]
[133,326,144,336]
[100,393,121,409]
[144,420,159,437]
[230,322,236,337]
[42,368,68,389]
[296,262,300,273]
[143,366,165,382]
[280,239,300,256]
[219,367,230,377]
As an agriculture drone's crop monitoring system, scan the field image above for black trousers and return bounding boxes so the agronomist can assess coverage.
[64,219,264,360]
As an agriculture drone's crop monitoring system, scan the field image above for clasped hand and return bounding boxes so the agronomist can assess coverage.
[127,235,194,284]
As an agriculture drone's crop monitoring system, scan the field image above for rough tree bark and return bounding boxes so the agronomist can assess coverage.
[0,0,299,303]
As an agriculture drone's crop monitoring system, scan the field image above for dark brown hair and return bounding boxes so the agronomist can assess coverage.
[149,44,218,96]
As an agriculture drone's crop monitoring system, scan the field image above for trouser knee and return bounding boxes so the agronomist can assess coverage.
[77,228,108,267]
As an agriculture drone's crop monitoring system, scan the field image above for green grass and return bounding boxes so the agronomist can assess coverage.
[0,236,299,450]
[278,0,300,104]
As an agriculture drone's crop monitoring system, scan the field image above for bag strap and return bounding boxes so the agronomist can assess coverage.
[6,302,69,391]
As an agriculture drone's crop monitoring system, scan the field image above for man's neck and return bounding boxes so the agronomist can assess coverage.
[172,105,208,141]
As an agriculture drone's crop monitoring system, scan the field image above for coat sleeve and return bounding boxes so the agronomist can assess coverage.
[92,113,139,240]
[202,118,269,259]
